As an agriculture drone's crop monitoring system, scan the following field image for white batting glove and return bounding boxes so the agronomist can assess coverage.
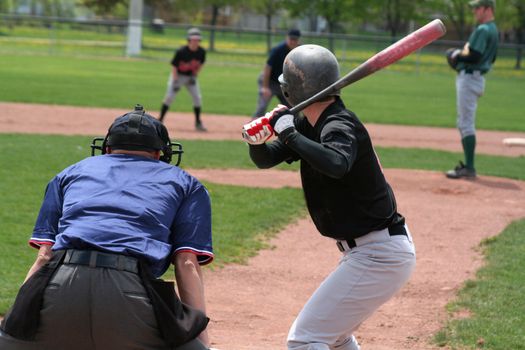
[273,114,295,135]
[242,116,274,145]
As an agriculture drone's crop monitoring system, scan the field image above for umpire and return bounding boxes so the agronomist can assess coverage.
[445,0,498,179]
[0,105,214,350]
[243,45,416,350]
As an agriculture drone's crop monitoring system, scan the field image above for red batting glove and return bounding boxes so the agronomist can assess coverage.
[242,116,274,145]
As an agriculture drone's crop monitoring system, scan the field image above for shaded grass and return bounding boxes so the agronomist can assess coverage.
[434,219,525,350]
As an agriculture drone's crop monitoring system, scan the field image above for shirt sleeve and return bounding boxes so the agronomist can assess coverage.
[29,176,64,248]
[469,26,489,55]
[248,139,297,169]
[266,45,280,67]
[171,49,181,67]
[283,117,358,179]
[171,181,213,265]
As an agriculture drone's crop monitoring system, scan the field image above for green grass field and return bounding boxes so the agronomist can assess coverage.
[0,53,523,131]
[434,219,525,350]
[0,25,524,349]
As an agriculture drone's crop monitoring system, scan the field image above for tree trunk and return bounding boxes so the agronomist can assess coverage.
[209,5,219,52]
[266,13,272,54]
[328,21,335,53]
[30,0,37,16]
[515,27,523,70]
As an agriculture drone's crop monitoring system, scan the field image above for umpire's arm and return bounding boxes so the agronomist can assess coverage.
[174,251,210,347]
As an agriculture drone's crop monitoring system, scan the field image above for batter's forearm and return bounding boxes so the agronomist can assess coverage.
[249,143,289,168]
[282,131,350,179]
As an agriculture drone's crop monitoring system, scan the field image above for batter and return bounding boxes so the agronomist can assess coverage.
[242,45,416,350]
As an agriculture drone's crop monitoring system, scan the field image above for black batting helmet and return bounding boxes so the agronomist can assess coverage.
[279,44,340,106]
[91,104,183,165]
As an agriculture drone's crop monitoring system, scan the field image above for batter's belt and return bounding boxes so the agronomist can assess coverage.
[336,225,408,252]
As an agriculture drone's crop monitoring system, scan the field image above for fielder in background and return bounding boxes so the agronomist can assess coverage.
[0,105,214,350]
[252,28,301,119]
[160,27,208,131]
[445,0,498,179]
[242,45,416,350]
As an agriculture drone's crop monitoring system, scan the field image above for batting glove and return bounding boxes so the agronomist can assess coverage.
[268,106,296,143]
[242,116,274,145]
[267,104,289,120]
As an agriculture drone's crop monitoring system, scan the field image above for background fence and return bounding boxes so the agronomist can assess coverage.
[0,14,523,71]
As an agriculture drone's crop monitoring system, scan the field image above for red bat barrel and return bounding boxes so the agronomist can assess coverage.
[289,19,446,114]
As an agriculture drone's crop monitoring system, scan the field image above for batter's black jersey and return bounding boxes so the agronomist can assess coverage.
[249,98,403,240]
[171,45,206,76]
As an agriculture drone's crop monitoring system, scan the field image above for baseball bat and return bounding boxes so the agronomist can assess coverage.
[288,19,447,114]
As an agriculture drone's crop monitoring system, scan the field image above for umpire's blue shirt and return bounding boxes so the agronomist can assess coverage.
[29,154,213,277]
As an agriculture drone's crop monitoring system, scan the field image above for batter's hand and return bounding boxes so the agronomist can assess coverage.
[242,116,274,145]
[268,105,294,133]
[273,113,295,136]
[188,76,196,85]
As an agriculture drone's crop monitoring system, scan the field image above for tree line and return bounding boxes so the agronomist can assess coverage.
[1,0,524,45]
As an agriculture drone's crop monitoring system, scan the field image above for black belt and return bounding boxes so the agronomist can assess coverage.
[63,249,139,274]
[460,69,486,75]
[336,225,407,252]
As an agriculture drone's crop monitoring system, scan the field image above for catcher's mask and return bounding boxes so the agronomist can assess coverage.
[279,44,340,106]
[90,104,183,166]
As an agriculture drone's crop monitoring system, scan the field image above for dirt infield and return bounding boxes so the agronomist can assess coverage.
[2,102,525,350]
[2,102,525,157]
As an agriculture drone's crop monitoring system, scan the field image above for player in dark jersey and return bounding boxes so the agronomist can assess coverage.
[0,105,212,350]
[160,28,207,131]
[252,29,301,119]
[242,45,416,350]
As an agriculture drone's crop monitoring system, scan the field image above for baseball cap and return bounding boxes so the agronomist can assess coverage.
[468,0,495,8]
[187,27,202,40]
[287,29,301,39]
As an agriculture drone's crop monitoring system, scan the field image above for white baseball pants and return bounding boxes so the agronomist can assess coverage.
[456,71,485,138]
[287,226,416,350]
[163,73,202,108]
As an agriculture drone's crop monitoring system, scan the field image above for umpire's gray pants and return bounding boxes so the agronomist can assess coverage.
[0,264,207,350]
[456,71,485,138]
[163,74,202,108]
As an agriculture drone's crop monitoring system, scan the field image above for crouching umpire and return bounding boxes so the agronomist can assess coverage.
[0,105,214,350]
